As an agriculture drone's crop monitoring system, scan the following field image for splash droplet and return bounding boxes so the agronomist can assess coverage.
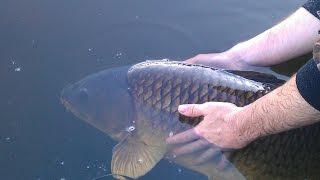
[115,52,123,59]
[60,161,64,165]
[177,168,182,173]
[4,137,11,143]
[14,67,21,72]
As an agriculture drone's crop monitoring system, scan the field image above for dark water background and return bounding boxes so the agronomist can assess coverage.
[0,0,308,179]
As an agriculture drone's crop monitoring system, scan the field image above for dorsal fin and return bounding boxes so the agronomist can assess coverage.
[226,70,286,85]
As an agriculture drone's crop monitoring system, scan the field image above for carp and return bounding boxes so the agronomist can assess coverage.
[61,60,320,180]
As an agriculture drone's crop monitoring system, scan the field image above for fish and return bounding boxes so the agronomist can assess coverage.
[61,60,320,180]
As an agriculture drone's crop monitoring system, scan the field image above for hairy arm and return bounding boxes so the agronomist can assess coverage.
[167,74,320,152]
[237,75,320,143]
[235,8,320,66]
[187,8,320,68]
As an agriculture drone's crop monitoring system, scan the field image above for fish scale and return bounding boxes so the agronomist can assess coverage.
[127,60,320,179]
[61,60,320,180]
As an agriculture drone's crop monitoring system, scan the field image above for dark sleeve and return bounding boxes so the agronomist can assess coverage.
[303,0,320,19]
[296,58,320,111]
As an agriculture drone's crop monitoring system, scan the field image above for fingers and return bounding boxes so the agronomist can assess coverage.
[166,128,200,145]
[184,54,204,64]
[184,54,217,65]
[171,138,210,156]
[179,102,235,118]
[192,147,233,171]
[192,147,221,165]
[218,154,232,171]
[178,104,208,117]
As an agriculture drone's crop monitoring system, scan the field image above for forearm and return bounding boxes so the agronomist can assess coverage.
[230,8,320,66]
[234,75,320,141]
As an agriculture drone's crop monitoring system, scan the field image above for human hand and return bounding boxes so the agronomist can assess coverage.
[185,49,288,80]
[185,45,252,70]
[185,42,281,71]
[166,102,255,167]
[185,52,244,70]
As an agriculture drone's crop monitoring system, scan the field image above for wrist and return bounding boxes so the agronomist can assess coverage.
[227,42,258,69]
[229,105,263,145]
[226,106,260,147]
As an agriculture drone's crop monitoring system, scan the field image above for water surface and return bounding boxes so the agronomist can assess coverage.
[0,0,307,179]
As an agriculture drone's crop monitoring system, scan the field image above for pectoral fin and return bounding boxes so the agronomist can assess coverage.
[111,134,166,179]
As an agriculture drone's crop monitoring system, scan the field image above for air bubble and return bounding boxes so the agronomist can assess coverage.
[177,168,182,173]
[125,126,135,132]
[115,52,123,60]
[4,137,11,143]
[14,67,22,72]
[115,52,122,57]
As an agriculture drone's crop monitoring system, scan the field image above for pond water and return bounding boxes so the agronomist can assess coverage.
[0,0,308,179]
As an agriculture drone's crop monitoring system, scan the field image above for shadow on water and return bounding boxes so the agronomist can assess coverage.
[0,0,308,179]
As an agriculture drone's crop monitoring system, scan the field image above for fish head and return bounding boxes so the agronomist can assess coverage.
[60,66,134,141]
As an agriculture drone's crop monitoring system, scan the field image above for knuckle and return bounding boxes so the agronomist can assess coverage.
[189,105,198,115]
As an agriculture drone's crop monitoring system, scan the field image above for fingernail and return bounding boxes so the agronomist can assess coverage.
[178,105,188,113]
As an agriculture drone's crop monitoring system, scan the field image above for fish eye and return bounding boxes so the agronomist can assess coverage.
[77,88,89,104]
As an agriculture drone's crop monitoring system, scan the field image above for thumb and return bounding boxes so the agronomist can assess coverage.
[178,104,205,117]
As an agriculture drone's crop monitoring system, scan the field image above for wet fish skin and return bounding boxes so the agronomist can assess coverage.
[128,62,320,179]
[61,60,320,180]
[127,60,320,180]
[127,60,270,132]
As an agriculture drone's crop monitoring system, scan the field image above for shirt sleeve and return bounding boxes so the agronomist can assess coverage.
[296,58,320,111]
[303,0,320,19]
